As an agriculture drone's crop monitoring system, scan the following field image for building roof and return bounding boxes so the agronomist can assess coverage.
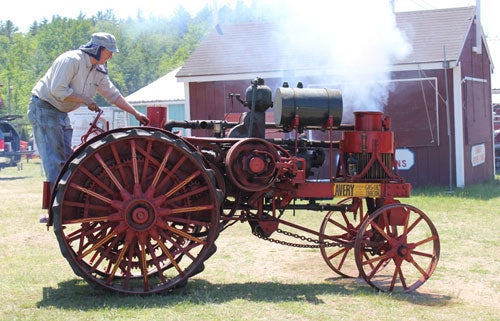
[126,67,184,104]
[395,6,475,65]
[176,23,287,79]
[177,6,481,80]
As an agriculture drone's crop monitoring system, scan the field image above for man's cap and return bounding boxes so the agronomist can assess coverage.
[90,32,119,53]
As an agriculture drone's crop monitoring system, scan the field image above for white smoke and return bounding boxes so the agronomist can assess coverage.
[252,0,412,123]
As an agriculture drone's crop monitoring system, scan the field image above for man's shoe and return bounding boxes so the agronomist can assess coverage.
[39,213,49,223]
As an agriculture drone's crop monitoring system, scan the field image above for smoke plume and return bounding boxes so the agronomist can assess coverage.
[253,0,412,123]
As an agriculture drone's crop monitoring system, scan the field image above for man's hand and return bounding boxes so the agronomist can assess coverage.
[135,112,150,126]
[84,98,100,112]
[87,102,100,112]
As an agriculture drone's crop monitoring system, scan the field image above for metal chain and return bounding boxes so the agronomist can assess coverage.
[252,228,343,249]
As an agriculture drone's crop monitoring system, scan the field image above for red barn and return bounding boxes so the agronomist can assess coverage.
[176,6,495,187]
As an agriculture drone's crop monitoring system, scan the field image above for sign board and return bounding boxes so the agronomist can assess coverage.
[471,143,486,167]
[334,183,382,198]
[69,107,127,148]
[395,148,415,170]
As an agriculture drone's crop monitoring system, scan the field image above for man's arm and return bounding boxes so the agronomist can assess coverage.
[113,95,150,125]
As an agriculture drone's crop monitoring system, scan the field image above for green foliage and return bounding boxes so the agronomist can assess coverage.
[0,2,264,125]
[0,20,18,36]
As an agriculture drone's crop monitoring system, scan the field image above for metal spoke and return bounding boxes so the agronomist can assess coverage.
[158,205,215,217]
[149,146,173,192]
[406,215,423,235]
[106,242,129,284]
[145,241,169,284]
[70,182,113,204]
[79,223,128,259]
[328,248,350,270]
[140,242,149,291]
[162,185,209,206]
[154,235,185,276]
[411,250,434,258]
[410,256,430,279]
[156,156,187,192]
[110,143,128,185]
[414,235,438,247]
[328,217,350,232]
[370,220,392,242]
[76,165,116,196]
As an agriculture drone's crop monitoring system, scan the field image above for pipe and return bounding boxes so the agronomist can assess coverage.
[164,120,238,132]
[473,0,482,54]
[443,46,453,191]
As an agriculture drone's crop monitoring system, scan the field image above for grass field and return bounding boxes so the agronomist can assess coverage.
[0,159,498,321]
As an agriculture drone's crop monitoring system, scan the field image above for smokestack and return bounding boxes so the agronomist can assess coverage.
[473,0,482,54]
[212,0,223,35]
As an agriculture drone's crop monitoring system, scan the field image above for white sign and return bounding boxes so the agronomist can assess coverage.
[69,107,127,148]
[395,148,415,170]
[471,143,486,167]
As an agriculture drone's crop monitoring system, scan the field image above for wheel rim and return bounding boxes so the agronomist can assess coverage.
[225,138,279,192]
[319,198,365,278]
[354,203,440,292]
[52,128,221,294]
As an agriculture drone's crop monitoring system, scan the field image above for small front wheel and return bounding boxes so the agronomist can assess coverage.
[319,198,365,278]
[354,203,439,292]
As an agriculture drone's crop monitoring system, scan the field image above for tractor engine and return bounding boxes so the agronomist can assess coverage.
[339,111,396,180]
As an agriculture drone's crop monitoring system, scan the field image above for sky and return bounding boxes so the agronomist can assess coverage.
[0,0,499,93]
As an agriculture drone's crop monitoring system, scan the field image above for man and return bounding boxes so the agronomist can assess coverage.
[28,32,149,223]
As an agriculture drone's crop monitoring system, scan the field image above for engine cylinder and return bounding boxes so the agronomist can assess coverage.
[274,87,343,129]
[341,111,394,179]
[354,111,383,131]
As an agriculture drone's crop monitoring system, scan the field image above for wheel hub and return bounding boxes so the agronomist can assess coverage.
[397,244,409,257]
[126,200,157,230]
[248,155,266,174]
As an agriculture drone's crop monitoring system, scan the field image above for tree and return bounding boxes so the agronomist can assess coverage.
[0,3,252,122]
[0,20,18,38]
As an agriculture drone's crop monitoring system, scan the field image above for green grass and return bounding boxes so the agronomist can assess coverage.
[0,160,499,320]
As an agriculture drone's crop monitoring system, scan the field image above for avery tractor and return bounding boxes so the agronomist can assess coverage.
[42,78,440,295]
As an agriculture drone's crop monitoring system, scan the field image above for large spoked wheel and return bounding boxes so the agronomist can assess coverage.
[354,203,440,292]
[319,198,365,278]
[52,128,222,295]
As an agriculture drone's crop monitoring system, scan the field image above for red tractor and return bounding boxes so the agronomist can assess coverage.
[43,78,440,295]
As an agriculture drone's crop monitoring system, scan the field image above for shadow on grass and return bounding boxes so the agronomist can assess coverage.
[0,176,29,181]
[38,277,452,309]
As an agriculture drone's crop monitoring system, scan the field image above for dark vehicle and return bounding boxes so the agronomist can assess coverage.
[0,115,32,170]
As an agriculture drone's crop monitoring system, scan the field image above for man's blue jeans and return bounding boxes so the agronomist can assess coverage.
[28,96,73,189]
